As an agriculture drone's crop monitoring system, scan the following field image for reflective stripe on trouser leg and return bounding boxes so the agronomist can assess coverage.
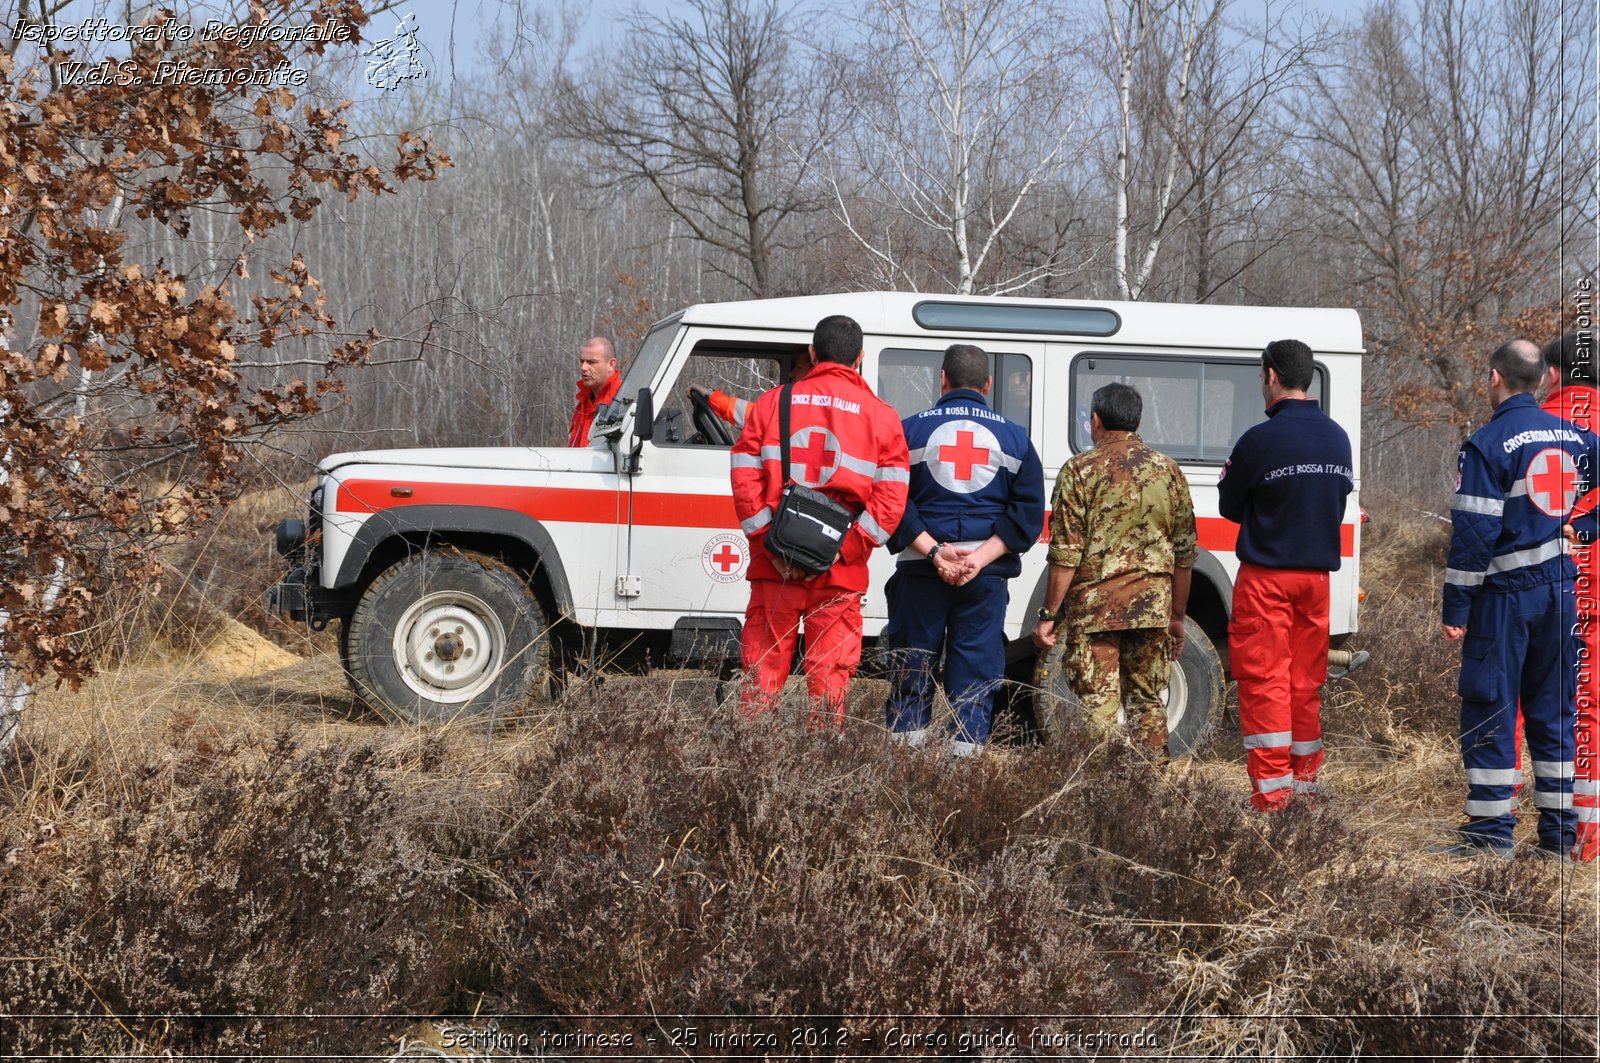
[1457,636,1520,846]
[1232,563,1296,810]
[798,589,863,732]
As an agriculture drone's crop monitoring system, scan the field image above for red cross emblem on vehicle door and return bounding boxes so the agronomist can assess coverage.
[788,427,842,486]
[701,533,748,583]
[926,420,1001,494]
[1526,448,1581,516]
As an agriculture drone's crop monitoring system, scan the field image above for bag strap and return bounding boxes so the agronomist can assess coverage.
[778,380,794,488]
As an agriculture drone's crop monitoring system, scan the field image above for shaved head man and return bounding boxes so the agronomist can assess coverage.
[569,335,621,447]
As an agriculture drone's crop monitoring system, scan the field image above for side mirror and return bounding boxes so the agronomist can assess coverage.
[633,387,654,442]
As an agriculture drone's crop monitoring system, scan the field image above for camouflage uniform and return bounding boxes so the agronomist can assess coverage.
[1045,431,1197,759]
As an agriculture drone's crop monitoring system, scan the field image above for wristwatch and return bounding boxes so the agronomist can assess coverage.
[1036,605,1061,622]
[930,541,947,562]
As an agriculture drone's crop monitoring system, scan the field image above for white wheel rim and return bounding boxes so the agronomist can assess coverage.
[392,590,506,704]
[1163,658,1189,735]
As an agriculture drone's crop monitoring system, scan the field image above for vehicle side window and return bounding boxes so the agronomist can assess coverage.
[1070,354,1327,462]
[879,348,1032,430]
[654,344,791,446]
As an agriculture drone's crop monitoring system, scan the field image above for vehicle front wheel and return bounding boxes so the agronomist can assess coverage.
[1033,617,1222,758]
[343,550,548,724]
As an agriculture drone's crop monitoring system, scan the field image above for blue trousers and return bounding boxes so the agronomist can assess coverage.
[1459,579,1578,849]
[883,568,1009,744]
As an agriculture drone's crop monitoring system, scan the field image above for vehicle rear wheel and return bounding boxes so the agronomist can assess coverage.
[343,550,548,724]
[1033,617,1222,758]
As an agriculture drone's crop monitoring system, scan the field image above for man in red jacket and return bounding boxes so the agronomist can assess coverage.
[1542,330,1599,861]
[568,336,621,447]
[731,315,910,729]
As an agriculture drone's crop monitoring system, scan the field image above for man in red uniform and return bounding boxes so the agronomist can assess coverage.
[1542,330,1599,861]
[568,336,621,447]
[730,315,910,729]
[1219,339,1354,811]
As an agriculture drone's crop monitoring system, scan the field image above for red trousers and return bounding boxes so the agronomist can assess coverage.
[1230,563,1330,811]
[740,578,864,730]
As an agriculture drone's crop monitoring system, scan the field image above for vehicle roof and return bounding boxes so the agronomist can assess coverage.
[674,291,1365,355]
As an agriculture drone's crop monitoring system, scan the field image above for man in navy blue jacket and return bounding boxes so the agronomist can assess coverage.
[883,344,1045,755]
[1219,339,1353,811]
[1439,339,1599,859]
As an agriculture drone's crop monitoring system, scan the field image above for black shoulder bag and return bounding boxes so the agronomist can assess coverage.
[762,382,859,575]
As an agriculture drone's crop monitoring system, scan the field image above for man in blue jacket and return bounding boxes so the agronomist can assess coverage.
[1219,339,1353,811]
[1439,339,1598,859]
[883,344,1045,756]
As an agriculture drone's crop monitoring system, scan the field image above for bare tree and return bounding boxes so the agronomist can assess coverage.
[826,0,1093,296]
[554,0,830,298]
[1294,0,1593,429]
[1101,0,1320,301]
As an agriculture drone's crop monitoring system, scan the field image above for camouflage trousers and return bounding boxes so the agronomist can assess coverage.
[1069,627,1172,763]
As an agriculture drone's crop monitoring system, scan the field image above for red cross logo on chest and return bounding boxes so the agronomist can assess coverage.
[939,430,991,481]
[791,430,838,484]
[1526,448,1581,516]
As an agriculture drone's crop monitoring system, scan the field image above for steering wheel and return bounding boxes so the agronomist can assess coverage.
[689,388,736,446]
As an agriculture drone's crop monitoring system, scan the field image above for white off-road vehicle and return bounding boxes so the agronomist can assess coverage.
[271,291,1365,754]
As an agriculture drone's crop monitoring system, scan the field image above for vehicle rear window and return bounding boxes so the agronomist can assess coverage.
[1070,353,1326,463]
[879,348,1033,432]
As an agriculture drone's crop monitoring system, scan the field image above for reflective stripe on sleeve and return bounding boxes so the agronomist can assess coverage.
[875,465,910,484]
[1452,494,1505,517]
[732,399,749,429]
[1243,731,1292,749]
[859,511,890,546]
[730,453,762,469]
[1466,768,1519,786]
[741,508,773,535]
[1445,568,1487,587]
[1464,798,1516,816]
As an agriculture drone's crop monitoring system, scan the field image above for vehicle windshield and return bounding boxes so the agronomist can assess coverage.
[618,314,684,402]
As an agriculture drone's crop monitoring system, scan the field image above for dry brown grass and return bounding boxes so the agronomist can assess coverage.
[2,484,1597,1059]
[3,643,1597,1060]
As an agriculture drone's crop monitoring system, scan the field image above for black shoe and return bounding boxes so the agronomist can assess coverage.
[1425,839,1515,861]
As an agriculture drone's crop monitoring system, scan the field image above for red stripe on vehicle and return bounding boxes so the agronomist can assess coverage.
[1196,517,1355,558]
[336,480,736,528]
[336,480,1353,555]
